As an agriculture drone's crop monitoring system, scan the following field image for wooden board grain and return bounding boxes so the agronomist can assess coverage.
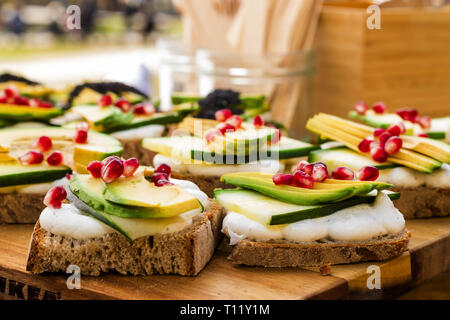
[0,217,449,300]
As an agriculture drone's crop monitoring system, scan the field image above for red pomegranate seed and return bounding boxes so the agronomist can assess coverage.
[370,146,388,163]
[87,161,104,178]
[293,170,314,189]
[134,103,155,115]
[102,156,123,166]
[396,107,418,122]
[123,158,140,177]
[205,129,223,143]
[311,163,330,182]
[384,136,403,155]
[374,128,386,138]
[101,158,124,183]
[215,109,233,122]
[417,133,429,138]
[114,99,131,112]
[357,166,379,181]
[47,151,63,166]
[32,136,52,152]
[226,115,243,128]
[372,102,387,114]
[0,97,7,103]
[14,96,29,106]
[331,166,354,180]
[303,163,314,175]
[358,138,373,153]
[75,121,90,131]
[417,116,431,129]
[151,172,168,184]
[296,160,309,171]
[253,115,264,128]
[354,101,368,115]
[378,131,392,145]
[99,94,112,107]
[155,179,174,187]
[28,99,40,107]
[3,86,18,98]
[65,173,71,180]
[155,163,171,177]
[370,141,381,150]
[272,173,293,185]
[217,123,236,135]
[74,130,88,144]
[43,186,67,209]
[37,101,53,108]
[20,151,43,165]
[387,122,405,136]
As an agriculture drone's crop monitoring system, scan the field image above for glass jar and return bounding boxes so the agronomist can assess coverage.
[156,38,198,111]
[196,50,315,139]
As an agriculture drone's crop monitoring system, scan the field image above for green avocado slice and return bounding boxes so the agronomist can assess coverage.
[0,103,63,121]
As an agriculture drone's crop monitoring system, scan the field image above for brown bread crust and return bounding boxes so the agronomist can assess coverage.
[226,230,410,267]
[26,202,225,276]
[0,193,45,224]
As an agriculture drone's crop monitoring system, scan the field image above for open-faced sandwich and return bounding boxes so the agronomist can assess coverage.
[51,82,197,165]
[26,160,224,276]
[142,110,317,197]
[306,113,449,219]
[0,125,122,223]
[215,167,409,267]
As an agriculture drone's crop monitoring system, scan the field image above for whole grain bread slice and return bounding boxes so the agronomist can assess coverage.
[0,193,45,224]
[27,202,225,276]
[225,230,410,267]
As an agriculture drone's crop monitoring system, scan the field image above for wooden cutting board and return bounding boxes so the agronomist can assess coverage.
[0,217,449,300]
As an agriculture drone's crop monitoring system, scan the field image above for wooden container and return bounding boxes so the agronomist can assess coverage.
[312,5,450,119]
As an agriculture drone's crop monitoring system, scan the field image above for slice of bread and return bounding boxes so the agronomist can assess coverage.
[0,193,44,224]
[27,202,225,276]
[225,230,410,267]
[391,187,449,219]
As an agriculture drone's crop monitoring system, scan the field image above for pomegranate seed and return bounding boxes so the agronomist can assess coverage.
[374,128,387,138]
[205,129,223,143]
[99,94,112,107]
[4,86,18,98]
[151,172,168,184]
[65,173,71,180]
[43,186,67,209]
[296,160,309,172]
[217,123,236,135]
[28,99,40,107]
[32,136,52,152]
[47,151,63,166]
[215,109,233,122]
[331,167,354,180]
[293,170,314,189]
[417,133,429,138]
[417,116,431,129]
[311,163,330,182]
[114,99,131,112]
[396,107,418,122]
[388,122,406,136]
[272,173,293,185]
[87,161,104,178]
[20,151,43,165]
[378,131,392,145]
[358,138,373,153]
[155,179,174,187]
[123,158,140,177]
[357,166,379,181]
[37,101,53,108]
[102,156,123,166]
[354,101,368,115]
[303,163,314,175]
[134,103,155,115]
[155,163,171,177]
[75,121,90,131]
[226,115,243,128]
[253,115,264,128]
[14,96,29,106]
[0,97,7,103]
[370,141,381,150]
[370,146,388,163]
[101,158,124,183]
[384,136,403,155]
[74,130,88,144]
[372,102,387,114]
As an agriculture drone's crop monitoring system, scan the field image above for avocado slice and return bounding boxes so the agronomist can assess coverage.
[71,105,133,131]
[0,163,70,188]
[309,146,398,172]
[103,174,202,217]
[70,174,200,219]
[214,188,400,225]
[0,103,63,122]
